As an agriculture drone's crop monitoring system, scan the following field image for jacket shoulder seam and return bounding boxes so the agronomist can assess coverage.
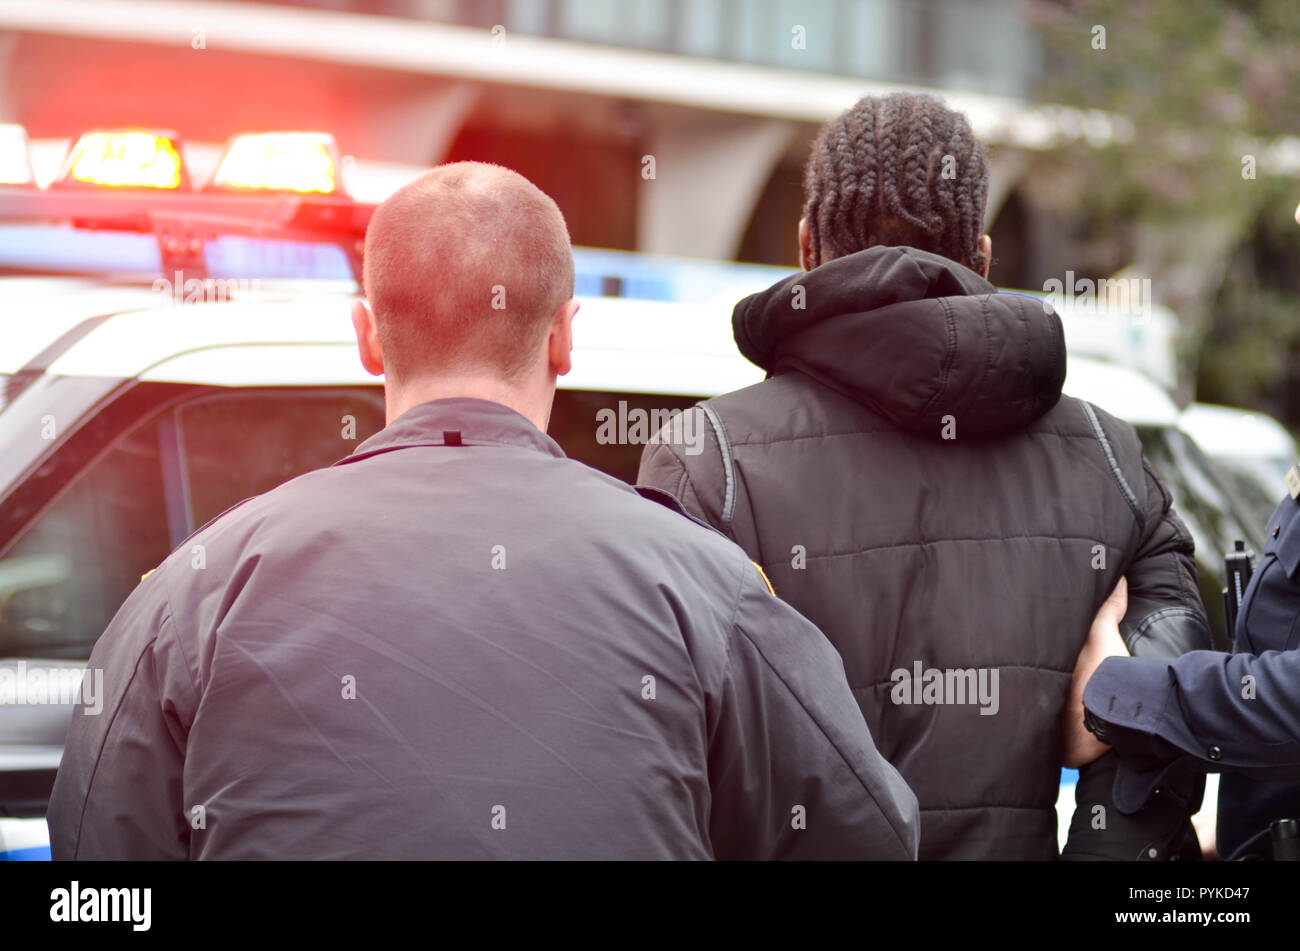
[1080,401,1145,530]
[644,426,721,534]
[917,295,960,423]
[66,622,169,860]
[699,402,737,528]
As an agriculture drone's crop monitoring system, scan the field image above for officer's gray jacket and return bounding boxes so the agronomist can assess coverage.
[48,397,918,860]
[639,246,1212,860]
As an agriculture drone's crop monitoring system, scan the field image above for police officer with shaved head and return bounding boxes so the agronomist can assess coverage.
[48,161,918,860]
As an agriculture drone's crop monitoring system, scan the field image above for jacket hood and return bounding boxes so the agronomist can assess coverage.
[732,246,1066,438]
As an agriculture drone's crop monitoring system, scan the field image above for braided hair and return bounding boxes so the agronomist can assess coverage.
[802,92,990,273]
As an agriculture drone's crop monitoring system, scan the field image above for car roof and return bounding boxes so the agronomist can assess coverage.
[0,278,170,373]
[7,282,1184,418]
[28,292,765,397]
[1181,402,1298,460]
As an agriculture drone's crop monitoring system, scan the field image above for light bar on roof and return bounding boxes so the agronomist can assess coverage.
[0,124,34,186]
[208,132,342,195]
[56,130,186,189]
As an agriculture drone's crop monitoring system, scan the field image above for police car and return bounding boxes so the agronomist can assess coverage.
[0,126,777,858]
[0,125,1247,859]
[1181,402,1299,531]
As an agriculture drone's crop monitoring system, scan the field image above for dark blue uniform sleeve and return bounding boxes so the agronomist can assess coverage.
[1084,650,1300,808]
[1083,494,1300,810]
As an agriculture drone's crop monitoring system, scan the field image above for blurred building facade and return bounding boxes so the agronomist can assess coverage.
[0,0,1110,284]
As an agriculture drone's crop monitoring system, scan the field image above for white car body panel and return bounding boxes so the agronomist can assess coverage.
[1181,402,1298,465]
[1062,354,1180,427]
[44,295,766,396]
[0,280,169,373]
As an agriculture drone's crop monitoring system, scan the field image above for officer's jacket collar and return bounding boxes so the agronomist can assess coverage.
[337,397,566,466]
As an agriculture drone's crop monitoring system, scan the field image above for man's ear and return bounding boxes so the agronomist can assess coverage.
[798,217,814,271]
[351,300,385,377]
[547,298,580,377]
[977,234,993,280]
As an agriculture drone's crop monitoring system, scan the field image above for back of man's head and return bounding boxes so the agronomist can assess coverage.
[362,162,574,384]
[801,92,990,273]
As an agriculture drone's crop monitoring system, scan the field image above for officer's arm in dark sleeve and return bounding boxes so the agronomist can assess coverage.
[46,573,194,860]
[1085,471,1300,802]
[706,560,919,860]
[1085,647,1300,796]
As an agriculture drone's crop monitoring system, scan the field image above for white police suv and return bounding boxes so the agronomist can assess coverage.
[0,126,780,858]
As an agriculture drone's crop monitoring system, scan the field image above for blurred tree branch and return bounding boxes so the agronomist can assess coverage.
[1025,0,1300,414]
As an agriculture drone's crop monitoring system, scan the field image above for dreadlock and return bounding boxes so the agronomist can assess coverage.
[802,92,990,273]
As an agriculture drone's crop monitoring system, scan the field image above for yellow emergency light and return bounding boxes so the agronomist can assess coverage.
[56,130,186,190]
[207,132,342,196]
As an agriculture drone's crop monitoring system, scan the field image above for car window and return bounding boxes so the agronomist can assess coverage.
[0,417,171,660]
[549,389,703,484]
[1139,425,1264,552]
[175,389,386,531]
[1136,424,1263,648]
[0,386,386,661]
[0,385,686,661]
[1207,456,1286,533]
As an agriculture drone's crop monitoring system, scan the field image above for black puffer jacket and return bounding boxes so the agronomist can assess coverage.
[639,246,1212,860]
